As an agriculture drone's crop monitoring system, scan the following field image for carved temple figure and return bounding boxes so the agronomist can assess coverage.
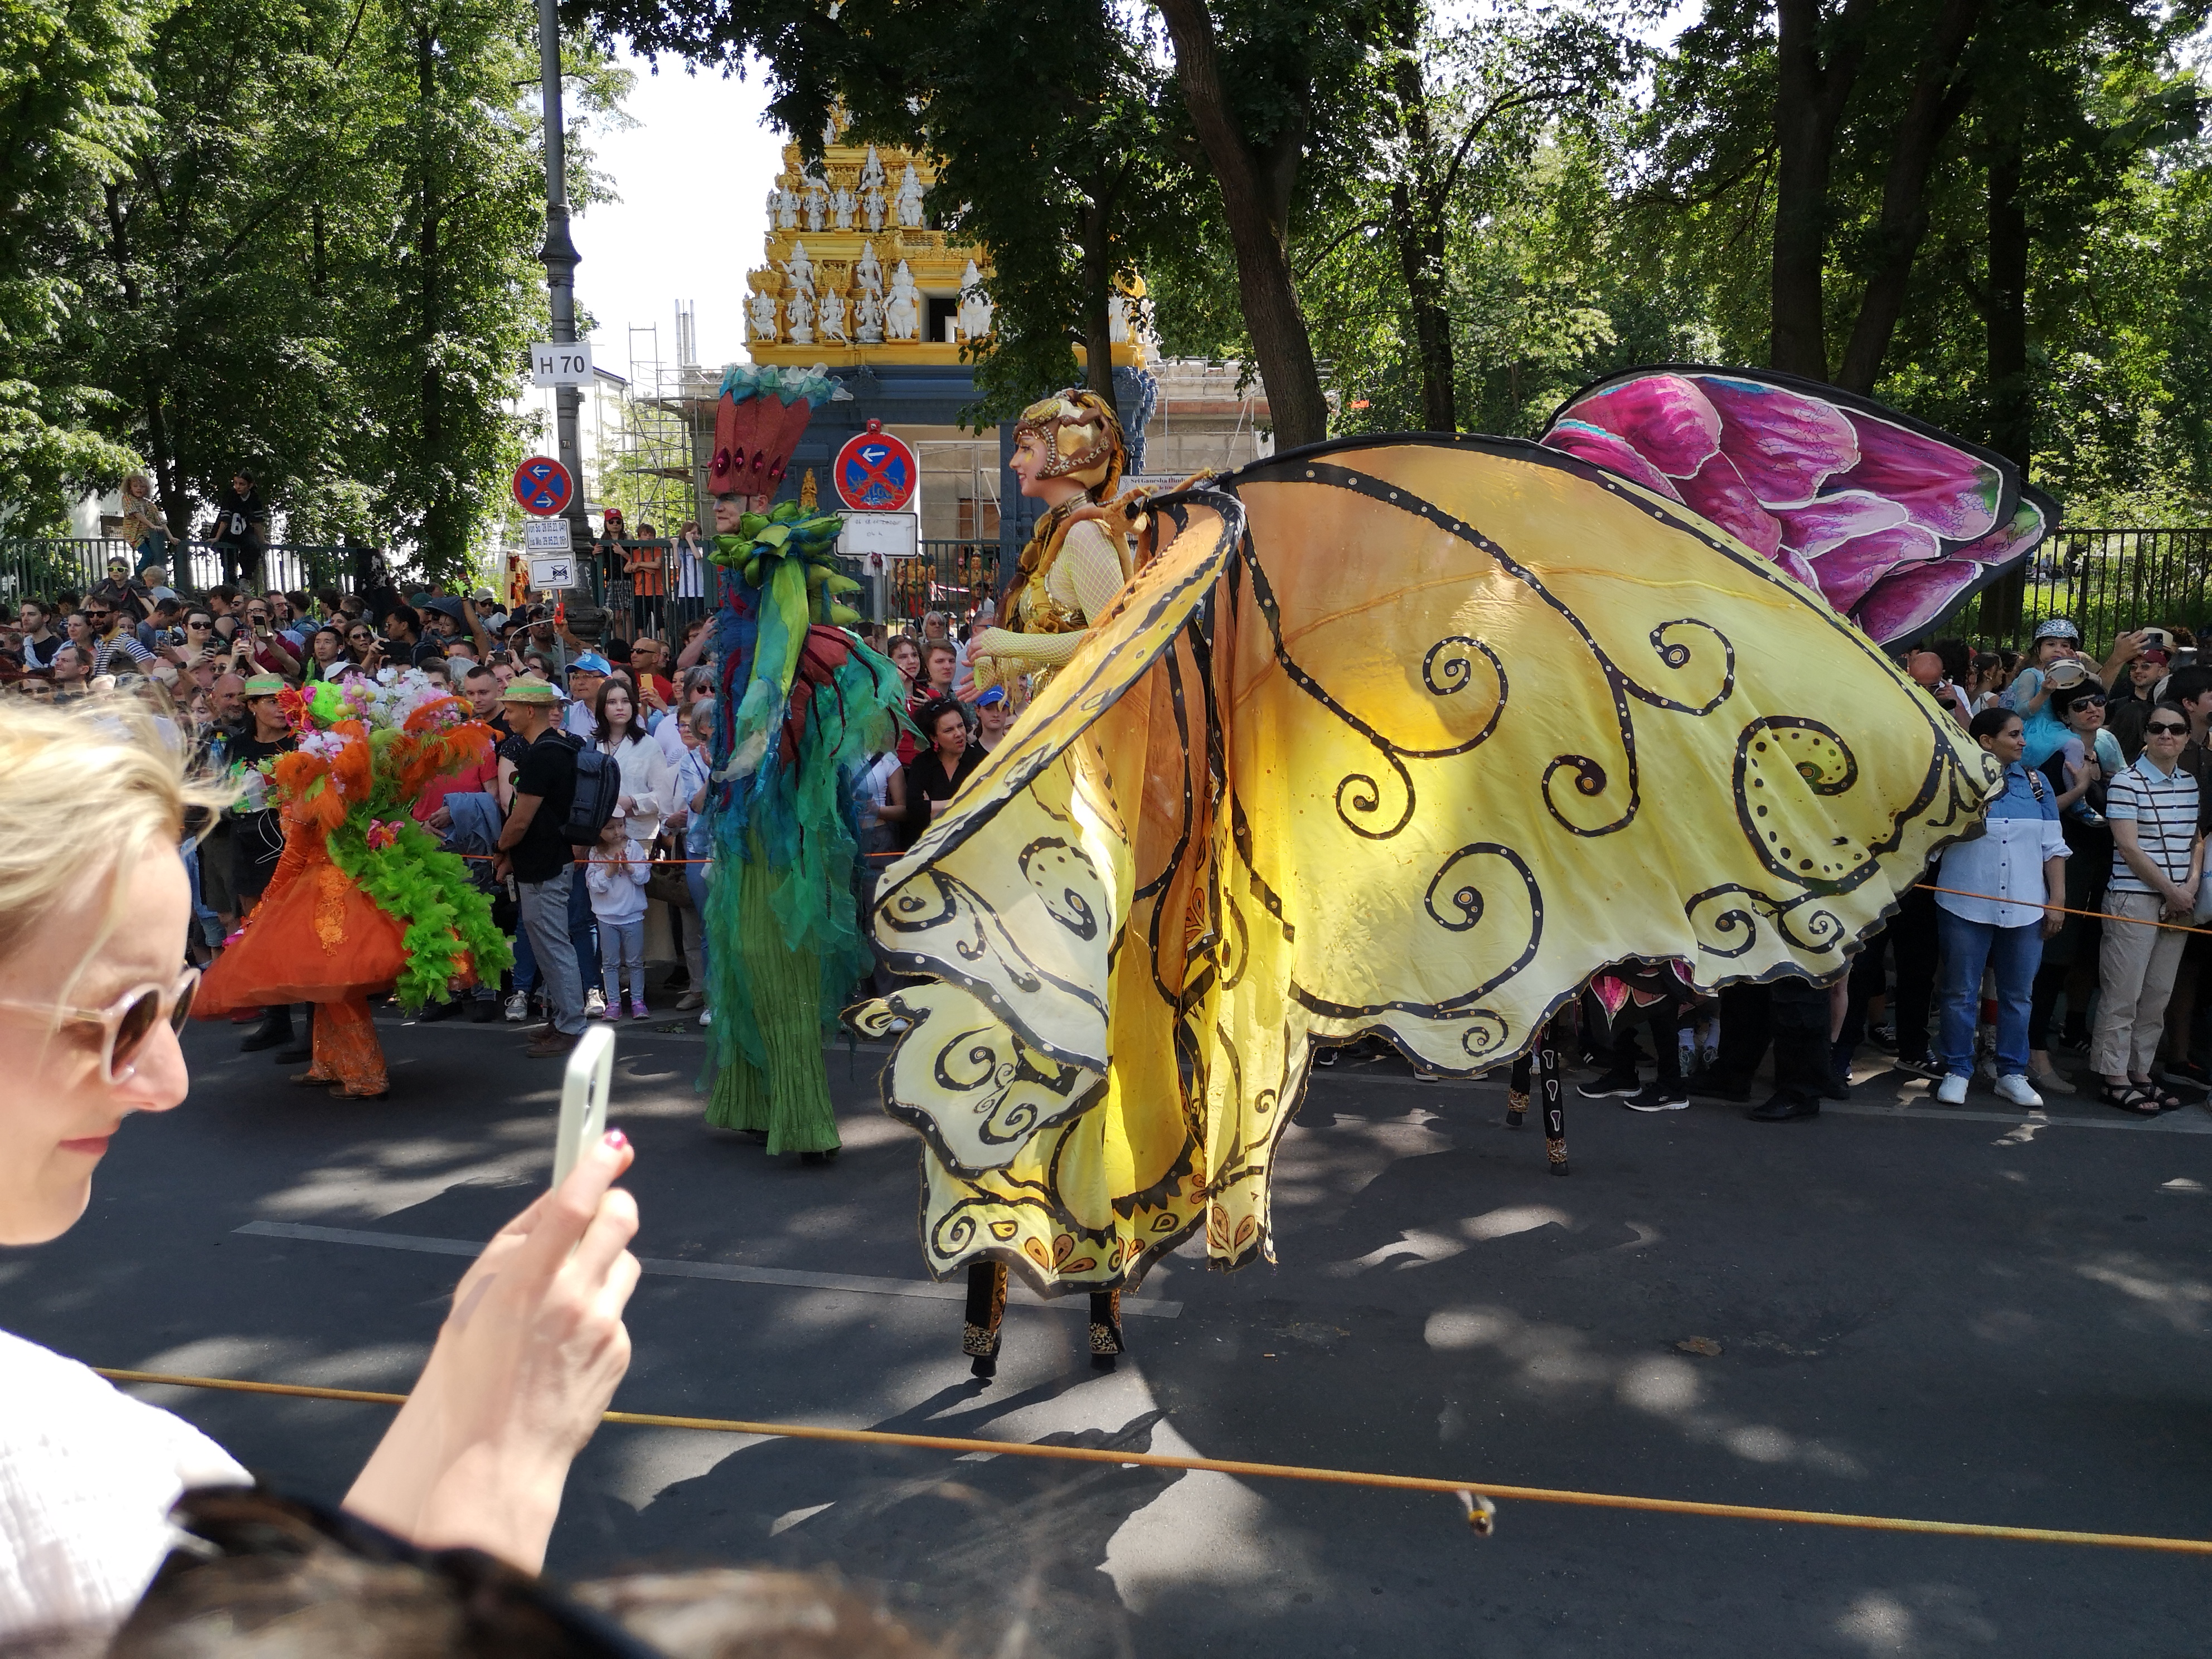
[747,286,780,342]
[894,163,925,229]
[854,241,883,292]
[860,144,886,190]
[818,283,849,343]
[864,190,886,232]
[785,283,815,345]
[782,240,813,293]
[774,187,798,230]
[853,287,885,344]
[804,186,826,232]
[832,186,855,230]
[883,261,920,341]
[955,260,993,342]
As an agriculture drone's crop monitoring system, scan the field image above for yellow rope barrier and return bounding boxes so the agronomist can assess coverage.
[94,1368,2212,1558]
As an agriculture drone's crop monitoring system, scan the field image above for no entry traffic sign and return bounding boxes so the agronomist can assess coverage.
[835,423,918,513]
[512,455,574,517]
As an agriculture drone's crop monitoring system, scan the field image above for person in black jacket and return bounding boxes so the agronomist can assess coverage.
[887,698,981,851]
[208,468,271,588]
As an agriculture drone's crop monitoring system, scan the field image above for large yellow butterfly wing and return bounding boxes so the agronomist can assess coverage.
[857,438,1993,1292]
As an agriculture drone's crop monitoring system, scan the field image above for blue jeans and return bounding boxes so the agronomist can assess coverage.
[1936,907,2043,1079]
[512,920,537,996]
[685,861,712,982]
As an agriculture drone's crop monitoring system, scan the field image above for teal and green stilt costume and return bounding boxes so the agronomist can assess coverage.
[700,365,905,1154]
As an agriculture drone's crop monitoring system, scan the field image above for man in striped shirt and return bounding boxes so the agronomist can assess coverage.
[2096,701,2204,1112]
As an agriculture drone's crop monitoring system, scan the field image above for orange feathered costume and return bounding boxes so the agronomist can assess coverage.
[196,681,505,1098]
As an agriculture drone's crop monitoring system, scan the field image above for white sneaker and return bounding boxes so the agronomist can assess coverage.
[1936,1073,1968,1105]
[585,988,607,1017]
[1992,1073,2043,1109]
[502,992,527,1023]
[698,1006,712,1027]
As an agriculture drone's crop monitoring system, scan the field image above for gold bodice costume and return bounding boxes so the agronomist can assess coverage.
[971,391,1133,694]
[973,511,1133,681]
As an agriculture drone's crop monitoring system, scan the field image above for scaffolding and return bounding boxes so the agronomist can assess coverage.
[609,304,711,536]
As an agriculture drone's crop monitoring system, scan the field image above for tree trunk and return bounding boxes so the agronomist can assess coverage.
[1833,0,1982,393]
[1079,197,1115,399]
[1155,0,1330,448]
[1983,120,2029,468]
[1384,2,1456,430]
[417,27,452,569]
[1978,110,2031,636]
[1768,0,1862,380]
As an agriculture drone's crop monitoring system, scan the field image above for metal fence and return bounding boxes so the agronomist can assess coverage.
[1943,528,2212,654]
[0,537,360,602]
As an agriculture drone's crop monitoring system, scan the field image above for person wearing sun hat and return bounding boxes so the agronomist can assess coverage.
[496,675,591,1055]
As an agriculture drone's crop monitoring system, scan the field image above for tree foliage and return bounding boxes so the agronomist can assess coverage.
[4,0,622,575]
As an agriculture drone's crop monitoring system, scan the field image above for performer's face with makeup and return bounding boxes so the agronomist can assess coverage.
[712,494,746,534]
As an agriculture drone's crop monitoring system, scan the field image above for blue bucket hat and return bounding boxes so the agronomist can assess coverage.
[569,652,612,676]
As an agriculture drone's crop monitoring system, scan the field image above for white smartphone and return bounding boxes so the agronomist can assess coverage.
[552,1025,617,1189]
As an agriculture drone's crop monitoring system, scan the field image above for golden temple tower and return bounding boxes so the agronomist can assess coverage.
[744,113,1148,372]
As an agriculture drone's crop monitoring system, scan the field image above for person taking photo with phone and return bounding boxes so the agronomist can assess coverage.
[0,697,641,1641]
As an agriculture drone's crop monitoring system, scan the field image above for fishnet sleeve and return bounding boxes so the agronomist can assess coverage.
[973,521,1130,670]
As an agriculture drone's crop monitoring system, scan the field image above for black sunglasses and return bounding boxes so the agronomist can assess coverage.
[2067,693,2106,709]
[2147,721,2189,736]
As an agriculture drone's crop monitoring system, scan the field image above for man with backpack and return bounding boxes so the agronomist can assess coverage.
[492,679,610,1056]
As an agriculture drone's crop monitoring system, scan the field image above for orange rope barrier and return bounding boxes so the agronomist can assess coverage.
[90,1369,2212,1555]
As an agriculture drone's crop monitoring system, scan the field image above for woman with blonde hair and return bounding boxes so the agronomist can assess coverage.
[0,696,641,1639]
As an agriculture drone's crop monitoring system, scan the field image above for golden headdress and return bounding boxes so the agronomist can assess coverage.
[1013,389,1126,499]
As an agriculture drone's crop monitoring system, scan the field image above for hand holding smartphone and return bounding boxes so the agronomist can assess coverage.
[553,1025,617,1188]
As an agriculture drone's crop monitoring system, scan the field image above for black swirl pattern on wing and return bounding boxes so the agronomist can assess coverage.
[1244,462,1745,841]
[1020,837,1101,940]
[1234,526,1511,841]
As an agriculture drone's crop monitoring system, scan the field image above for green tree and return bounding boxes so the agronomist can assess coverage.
[0,0,163,525]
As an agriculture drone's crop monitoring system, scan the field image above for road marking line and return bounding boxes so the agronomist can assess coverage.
[232,1221,1181,1317]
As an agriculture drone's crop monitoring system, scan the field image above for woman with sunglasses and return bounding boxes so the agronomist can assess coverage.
[341,620,382,671]
[2024,680,2124,1094]
[0,696,640,1639]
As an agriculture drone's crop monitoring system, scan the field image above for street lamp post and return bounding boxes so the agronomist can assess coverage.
[536,0,588,550]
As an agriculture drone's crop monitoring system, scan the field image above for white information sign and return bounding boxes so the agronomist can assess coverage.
[528,341,595,386]
[527,554,578,590]
[523,518,574,551]
[838,511,919,559]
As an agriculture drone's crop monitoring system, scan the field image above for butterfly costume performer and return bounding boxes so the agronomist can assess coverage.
[699,364,905,1160]
[852,367,2055,1380]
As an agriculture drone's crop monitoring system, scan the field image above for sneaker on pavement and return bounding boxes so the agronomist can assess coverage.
[1577,1069,1640,1100]
[1992,1073,2043,1108]
[698,1006,713,1027]
[597,999,621,1021]
[585,988,607,1017]
[675,990,706,1011]
[1936,1073,1969,1105]
[503,992,528,1023]
[526,1029,576,1059]
[632,1002,651,1021]
[1894,1054,1945,1083]
[1623,1084,1689,1112]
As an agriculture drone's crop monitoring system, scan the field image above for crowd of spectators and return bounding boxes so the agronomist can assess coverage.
[7,559,2202,1113]
[1571,617,2212,1122]
[0,570,1017,1065]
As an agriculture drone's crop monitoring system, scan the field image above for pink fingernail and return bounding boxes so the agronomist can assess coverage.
[604,1129,628,1149]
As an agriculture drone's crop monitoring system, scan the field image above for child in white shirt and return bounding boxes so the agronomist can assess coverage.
[586,820,651,1018]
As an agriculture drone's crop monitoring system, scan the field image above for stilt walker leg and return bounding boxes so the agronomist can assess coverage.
[1539,1026,1570,1176]
[1089,1290,1124,1371]
[1506,1026,1536,1129]
[963,1262,1007,1381]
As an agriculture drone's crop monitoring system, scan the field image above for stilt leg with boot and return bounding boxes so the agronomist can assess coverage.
[963,1262,1007,1381]
[1089,1291,1124,1371]
[1539,1029,1569,1175]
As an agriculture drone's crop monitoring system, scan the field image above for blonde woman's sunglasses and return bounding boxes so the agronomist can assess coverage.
[0,967,200,1083]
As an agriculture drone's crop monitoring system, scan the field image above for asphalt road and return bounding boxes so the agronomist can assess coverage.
[6,1009,2210,1658]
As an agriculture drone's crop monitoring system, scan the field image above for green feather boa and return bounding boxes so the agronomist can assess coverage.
[324,816,513,1011]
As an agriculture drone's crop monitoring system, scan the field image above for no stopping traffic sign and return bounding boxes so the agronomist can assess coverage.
[512,455,574,517]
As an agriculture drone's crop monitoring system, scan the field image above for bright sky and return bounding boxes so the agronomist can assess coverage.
[568,50,786,380]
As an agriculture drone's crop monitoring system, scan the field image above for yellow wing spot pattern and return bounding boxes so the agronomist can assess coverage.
[1737,719,1868,887]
